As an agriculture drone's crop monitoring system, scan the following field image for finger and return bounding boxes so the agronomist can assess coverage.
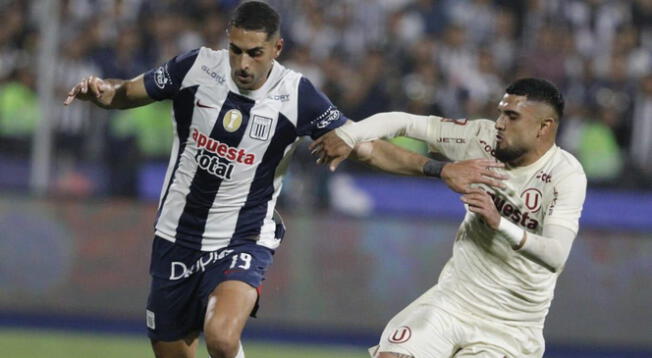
[462,193,485,203]
[308,137,323,151]
[481,159,505,168]
[317,149,328,165]
[477,176,506,189]
[89,76,101,98]
[64,85,80,105]
[329,155,346,172]
[461,197,485,210]
[81,79,88,94]
[481,169,509,180]
[310,144,323,156]
[466,187,487,195]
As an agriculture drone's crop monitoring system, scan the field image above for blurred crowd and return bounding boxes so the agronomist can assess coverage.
[1,0,651,200]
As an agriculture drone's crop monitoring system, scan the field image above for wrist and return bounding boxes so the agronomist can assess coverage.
[334,126,356,148]
[423,159,446,178]
[497,217,526,250]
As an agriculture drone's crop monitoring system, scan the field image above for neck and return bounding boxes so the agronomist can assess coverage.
[508,141,554,167]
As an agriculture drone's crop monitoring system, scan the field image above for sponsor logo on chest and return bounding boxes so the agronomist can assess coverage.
[191,128,256,180]
[488,191,541,230]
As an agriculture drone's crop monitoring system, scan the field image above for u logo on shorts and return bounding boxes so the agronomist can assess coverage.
[388,326,412,343]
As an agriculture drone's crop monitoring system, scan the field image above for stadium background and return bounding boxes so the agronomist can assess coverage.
[1,0,651,357]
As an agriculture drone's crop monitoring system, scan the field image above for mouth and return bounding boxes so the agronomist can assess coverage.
[236,72,251,83]
[496,134,503,143]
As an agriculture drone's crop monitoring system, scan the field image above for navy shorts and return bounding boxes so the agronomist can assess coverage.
[145,236,274,341]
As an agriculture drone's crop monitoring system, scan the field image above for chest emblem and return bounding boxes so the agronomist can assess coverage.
[249,115,273,141]
[223,109,243,132]
[521,188,542,213]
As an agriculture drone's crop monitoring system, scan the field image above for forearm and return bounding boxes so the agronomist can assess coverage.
[497,221,575,273]
[337,112,432,147]
[353,140,431,176]
[100,75,153,110]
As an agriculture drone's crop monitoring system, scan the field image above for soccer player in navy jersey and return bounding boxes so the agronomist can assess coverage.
[64,2,505,357]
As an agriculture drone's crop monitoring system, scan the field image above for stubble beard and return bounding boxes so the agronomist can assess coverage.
[495,144,526,164]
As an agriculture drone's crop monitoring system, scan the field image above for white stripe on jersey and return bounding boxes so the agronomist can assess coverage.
[145,47,347,251]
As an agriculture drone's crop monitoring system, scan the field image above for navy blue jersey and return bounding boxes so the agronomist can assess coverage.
[142,48,348,251]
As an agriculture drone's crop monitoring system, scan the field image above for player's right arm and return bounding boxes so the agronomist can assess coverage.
[64,75,153,109]
[64,48,200,109]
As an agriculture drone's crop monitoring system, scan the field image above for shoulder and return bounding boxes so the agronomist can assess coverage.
[550,147,587,187]
[433,117,497,140]
[178,48,230,87]
[467,118,497,134]
[195,47,228,68]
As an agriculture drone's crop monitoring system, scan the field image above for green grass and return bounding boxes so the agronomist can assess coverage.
[0,328,370,358]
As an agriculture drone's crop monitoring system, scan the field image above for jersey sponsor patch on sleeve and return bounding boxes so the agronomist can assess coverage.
[154,64,172,89]
[296,77,348,138]
[144,48,200,100]
[313,106,341,129]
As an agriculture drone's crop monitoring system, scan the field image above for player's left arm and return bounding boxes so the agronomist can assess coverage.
[462,171,587,272]
[351,139,506,193]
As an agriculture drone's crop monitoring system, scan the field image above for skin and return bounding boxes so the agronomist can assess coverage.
[64,26,285,358]
[493,93,557,167]
[462,93,558,230]
[227,26,283,91]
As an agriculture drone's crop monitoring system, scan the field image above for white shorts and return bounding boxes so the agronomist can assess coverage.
[369,287,544,358]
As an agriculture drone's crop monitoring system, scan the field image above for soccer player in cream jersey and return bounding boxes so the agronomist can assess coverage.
[312,78,587,358]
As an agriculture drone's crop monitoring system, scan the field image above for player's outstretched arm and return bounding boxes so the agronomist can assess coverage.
[64,74,154,109]
[309,112,431,170]
[358,141,506,193]
[310,134,507,194]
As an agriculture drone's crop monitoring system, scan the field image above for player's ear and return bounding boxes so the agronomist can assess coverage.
[538,116,555,138]
[274,37,284,59]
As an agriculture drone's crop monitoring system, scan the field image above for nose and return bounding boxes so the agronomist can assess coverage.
[495,115,506,130]
[239,54,252,72]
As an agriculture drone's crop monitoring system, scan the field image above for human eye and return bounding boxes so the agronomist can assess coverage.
[230,45,243,54]
[248,49,263,58]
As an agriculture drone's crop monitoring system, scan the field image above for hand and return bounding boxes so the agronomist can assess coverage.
[309,130,353,171]
[64,75,115,106]
[441,159,507,194]
[460,188,501,230]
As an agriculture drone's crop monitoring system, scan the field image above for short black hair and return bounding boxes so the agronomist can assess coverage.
[505,78,564,120]
[229,1,280,40]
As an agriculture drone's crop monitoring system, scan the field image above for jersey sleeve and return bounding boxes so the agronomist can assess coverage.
[143,48,200,100]
[426,118,496,161]
[544,171,587,234]
[295,77,349,139]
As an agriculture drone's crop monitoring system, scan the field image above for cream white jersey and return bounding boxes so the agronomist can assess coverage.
[142,47,348,251]
[423,116,587,327]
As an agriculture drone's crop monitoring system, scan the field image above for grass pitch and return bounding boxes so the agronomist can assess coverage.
[0,328,369,358]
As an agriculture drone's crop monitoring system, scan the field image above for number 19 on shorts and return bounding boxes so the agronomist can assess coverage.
[230,253,252,270]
